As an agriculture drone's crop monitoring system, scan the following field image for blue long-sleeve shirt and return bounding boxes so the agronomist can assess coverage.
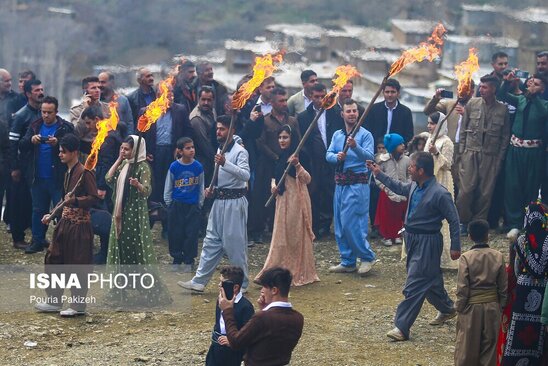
[326,126,374,173]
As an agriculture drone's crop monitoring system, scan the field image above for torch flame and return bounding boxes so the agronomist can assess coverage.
[455,48,479,99]
[137,75,175,133]
[232,51,285,110]
[321,65,361,110]
[388,23,447,77]
[84,100,119,171]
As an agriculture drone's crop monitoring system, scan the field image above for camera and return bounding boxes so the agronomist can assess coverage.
[515,70,529,79]
[440,90,454,99]
[40,136,49,143]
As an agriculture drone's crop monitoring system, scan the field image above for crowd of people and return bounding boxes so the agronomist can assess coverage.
[0,49,548,365]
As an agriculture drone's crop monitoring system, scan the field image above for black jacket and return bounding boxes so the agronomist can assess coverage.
[0,122,8,178]
[297,103,344,160]
[6,93,27,127]
[96,130,123,191]
[236,96,265,171]
[126,86,157,125]
[19,116,74,186]
[363,100,414,149]
[9,104,41,172]
[0,90,20,127]
[143,103,192,157]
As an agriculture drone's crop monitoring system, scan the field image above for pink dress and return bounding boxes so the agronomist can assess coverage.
[255,165,320,286]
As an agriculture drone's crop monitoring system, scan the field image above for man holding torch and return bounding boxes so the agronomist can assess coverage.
[326,98,376,275]
[179,115,251,292]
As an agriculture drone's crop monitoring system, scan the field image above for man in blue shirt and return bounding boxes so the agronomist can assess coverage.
[19,96,74,253]
[326,99,376,275]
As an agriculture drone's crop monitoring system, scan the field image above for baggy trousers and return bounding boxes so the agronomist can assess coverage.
[456,150,501,223]
[454,302,500,366]
[395,231,454,339]
[505,145,543,229]
[193,196,249,288]
[333,183,376,267]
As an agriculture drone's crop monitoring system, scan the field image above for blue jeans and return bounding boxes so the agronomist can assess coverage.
[31,178,62,244]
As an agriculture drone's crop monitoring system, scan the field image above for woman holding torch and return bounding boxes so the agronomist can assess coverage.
[255,124,319,286]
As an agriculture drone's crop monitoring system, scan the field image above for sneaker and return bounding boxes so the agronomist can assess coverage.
[358,260,376,275]
[13,241,28,250]
[170,264,181,272]
[394,238,403,245]
[382,239,393,247]
[180,264,193,273]
[429,309,457,325]
[247,241,256,248]
[386,327,406,341]
[177,280,205,292]
[328,264,357,273]
[25,242,44,254]
[60,308,86,317]
[34,303,62,313]
[506,228,520,241]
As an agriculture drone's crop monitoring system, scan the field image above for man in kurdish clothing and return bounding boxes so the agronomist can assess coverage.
[326,99,376,275]
[179,115,251,292]
[219,267,304,366]
[367,152,461,341]
[501,72,548,239]
[34,134,99,316]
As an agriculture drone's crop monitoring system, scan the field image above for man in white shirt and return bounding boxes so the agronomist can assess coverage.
[205,266,254,366]
[287,70,318,116]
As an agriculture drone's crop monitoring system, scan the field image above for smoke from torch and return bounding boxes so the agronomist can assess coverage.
[455,48,479,99]
[84,100,120,170]
[321,65,361,110]
[232,51,285,110]
[137,75,175,133]
[389,23,447,77]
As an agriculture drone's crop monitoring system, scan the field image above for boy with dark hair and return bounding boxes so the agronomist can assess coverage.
[35,133,99,316]
[454,219,507,365]
[219,267,304,365]
[206,266,254,366]
[164,137,204,272]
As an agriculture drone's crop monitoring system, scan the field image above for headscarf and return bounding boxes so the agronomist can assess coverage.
[114,135,147,238]
[515,202,548,278]
[274,125,299,195]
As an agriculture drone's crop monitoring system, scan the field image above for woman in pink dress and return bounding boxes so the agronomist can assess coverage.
[255,125,320,286]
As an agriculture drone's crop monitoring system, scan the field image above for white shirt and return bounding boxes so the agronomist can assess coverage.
[303,90,313,110]
[257,96,273,115]
[455,115,463,143]
[385,100,399,134]
[263,301,293,311]
[219,292,243,334]
[315,107,328,147]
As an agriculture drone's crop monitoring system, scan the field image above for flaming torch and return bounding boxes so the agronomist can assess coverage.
[265,65,361,207]
[49,100,120,218]
[340,23,447,155]
[208,51,284,190]
[132,74,176,174]
[432,48,479,142]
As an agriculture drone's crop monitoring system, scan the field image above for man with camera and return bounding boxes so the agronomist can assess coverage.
[206,266,254,366]
[218,267,304,366]
[502,72,548,239]
[19,96,74,253]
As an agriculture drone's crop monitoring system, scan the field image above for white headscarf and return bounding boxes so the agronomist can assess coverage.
[114,135,147,238]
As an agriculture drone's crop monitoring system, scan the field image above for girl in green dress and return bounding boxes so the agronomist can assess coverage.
[106,135,171,307]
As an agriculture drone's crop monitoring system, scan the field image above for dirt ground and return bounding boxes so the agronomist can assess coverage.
[0,223,510,366]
